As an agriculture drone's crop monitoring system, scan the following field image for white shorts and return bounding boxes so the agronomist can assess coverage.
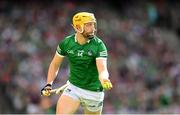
[62,82,104,112]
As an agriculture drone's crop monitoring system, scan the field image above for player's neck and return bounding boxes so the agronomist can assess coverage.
[75,33,88,45]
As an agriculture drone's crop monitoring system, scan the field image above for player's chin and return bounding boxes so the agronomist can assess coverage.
[85,33,95,39]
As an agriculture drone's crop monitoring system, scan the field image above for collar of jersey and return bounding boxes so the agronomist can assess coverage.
[75,34,90,43]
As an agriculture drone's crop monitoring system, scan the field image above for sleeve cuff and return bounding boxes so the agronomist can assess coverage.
[56,51,65,57]
[96,57,107,60]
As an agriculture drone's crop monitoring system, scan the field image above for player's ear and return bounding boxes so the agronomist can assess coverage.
[72,24,83,33]
[76,25,82,31]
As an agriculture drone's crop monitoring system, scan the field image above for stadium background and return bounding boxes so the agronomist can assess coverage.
[0,0,179,114]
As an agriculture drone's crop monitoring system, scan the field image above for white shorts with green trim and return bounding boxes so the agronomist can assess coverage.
[62,82,104,112]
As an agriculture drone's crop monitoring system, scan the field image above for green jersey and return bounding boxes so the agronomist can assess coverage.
[56,34,108,92]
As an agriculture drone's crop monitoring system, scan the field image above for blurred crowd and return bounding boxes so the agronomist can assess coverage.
[0,0,179,114]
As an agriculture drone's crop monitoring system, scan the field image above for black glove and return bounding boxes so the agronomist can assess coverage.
[41,84,52,96]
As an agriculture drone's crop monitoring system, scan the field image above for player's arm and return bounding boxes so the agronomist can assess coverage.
[96,58,112,90]
[47,52,64,85]
[41,52,64,96]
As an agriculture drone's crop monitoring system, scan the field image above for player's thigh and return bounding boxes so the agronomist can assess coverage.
[56,95,80,114]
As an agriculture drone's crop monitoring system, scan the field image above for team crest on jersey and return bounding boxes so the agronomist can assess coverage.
[87,50,93,56]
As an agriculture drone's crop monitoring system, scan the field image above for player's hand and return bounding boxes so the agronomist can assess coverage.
[41,84,52,96]
[100,78,113,90]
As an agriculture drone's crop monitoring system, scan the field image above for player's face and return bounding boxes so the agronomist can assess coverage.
[82,22,96,39]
